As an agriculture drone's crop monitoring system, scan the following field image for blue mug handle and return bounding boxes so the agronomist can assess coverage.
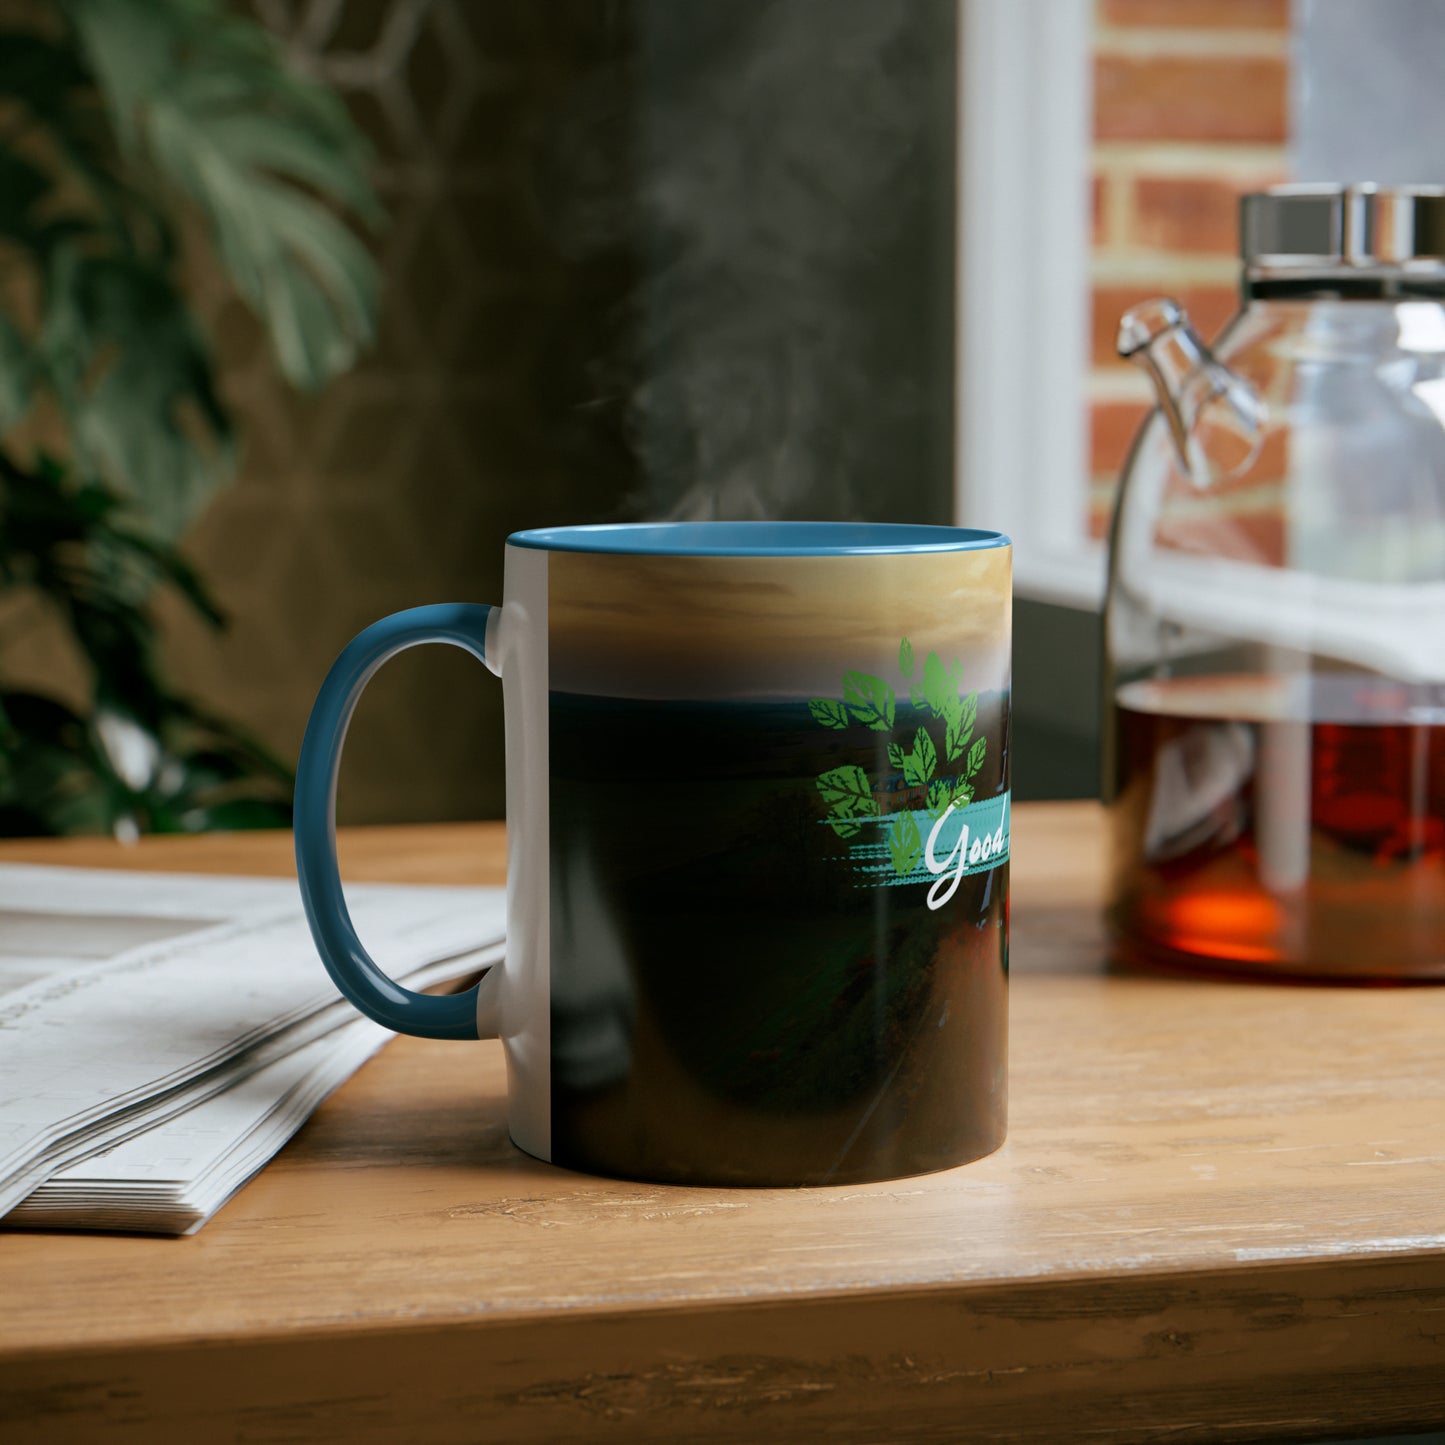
[294,603,496,1041]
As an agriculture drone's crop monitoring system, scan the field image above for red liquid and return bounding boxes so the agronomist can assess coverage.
[1110,675,1445,980]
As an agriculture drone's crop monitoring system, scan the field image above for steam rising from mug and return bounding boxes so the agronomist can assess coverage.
[532,0,956,523]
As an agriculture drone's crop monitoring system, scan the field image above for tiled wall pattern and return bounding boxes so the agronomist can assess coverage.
[155,0,955,827]
[161,0,637,825]
[1088,0,1290,538]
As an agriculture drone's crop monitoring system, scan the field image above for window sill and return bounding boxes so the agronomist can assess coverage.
[1013,542,1107,612]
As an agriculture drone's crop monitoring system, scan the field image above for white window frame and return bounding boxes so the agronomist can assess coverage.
[955,0,1104,610]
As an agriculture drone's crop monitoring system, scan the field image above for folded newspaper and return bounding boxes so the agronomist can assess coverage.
[0,863,504,1235]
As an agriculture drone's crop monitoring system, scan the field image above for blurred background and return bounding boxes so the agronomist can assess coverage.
[0,0,1438,834]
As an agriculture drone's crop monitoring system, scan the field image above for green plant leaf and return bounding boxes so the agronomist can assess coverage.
[966,735,987,778]
[816,764,879,820]
[107,525,225,628]
[0,451,299,837]
[888,811,923,876]
[919,652,953,718]
[902,726,937,787]
[944,716,969,763]
[0,314,31,429]
[41,249,235,536]
[843,671,895,730]
[68,0,381,393]
[959,689,979,734]
[808,698,850,729]
[887,741,906,771]
[0,1,361,838]
[899,636,914,678]
[0,689,113,836]
[945,691,978,762]
[824,812,864,839]
[0,34,90,127]
[222,186,378,388]
[0,149,53,248]
[928,776,977,815]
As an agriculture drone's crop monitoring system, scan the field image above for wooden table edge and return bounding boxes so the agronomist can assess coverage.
[5,1252,1444,1442]
[7,1239,1445,1362]
[4,808,1444,1442]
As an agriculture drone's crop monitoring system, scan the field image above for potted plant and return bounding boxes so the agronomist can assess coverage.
[0,0,379,835]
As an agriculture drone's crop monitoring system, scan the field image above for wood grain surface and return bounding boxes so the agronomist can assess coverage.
[2,804,1443,1443]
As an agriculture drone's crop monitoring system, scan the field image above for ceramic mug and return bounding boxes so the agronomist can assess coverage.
[294,522,1012,1186]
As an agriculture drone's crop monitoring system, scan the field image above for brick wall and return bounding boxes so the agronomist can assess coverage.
[1088,0,1290,537]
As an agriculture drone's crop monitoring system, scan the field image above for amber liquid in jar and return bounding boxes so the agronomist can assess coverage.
[1110,674,1445,980]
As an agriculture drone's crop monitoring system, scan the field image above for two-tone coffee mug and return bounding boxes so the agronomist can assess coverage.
[294,522,1012,1186]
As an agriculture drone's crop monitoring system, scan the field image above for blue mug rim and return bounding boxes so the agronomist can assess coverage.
[506,521,1011,556]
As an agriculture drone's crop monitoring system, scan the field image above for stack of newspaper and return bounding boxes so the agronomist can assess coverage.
[0,863,505,1235]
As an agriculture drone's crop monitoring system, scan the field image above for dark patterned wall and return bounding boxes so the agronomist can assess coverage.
[160,0,956,824]
[164,1,632,825]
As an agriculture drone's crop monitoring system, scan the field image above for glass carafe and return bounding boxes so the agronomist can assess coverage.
[1105,184,1445,981]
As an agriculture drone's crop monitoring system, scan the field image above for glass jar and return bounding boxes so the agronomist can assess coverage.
[1105,184,1445,981]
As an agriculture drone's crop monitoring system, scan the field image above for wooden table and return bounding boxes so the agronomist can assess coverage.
[1,804,1443,1444]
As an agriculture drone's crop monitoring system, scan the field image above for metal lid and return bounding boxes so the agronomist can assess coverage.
[1241,184,1445,270]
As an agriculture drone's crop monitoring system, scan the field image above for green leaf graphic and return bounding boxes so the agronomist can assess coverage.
[945,712,969,762]
[888,811,924,876]
[902,726,937,787]
[945,691,978,762]
[843,671,895,731]
[959,690,979,734]
[809,698,850,729]
[920,652,953,718]
[816,764,879,820]
[966,735,988,778]
[815,649,986,865]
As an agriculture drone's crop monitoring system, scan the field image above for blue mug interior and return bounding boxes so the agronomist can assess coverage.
[508,521,1010,555]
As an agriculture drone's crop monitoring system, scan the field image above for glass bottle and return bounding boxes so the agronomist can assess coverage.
[1105,184,1445,980]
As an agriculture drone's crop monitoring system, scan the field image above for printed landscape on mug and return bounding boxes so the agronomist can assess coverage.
[545,547,1012,1186]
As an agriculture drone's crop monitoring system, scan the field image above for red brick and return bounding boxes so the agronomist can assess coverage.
[1095,55,1288,143]
[1225,426,1288,487]
[1091,400,1152,476]
[1101,422,1286,499]
[1143,427,1288,564]
[1092,284,1240,368]
[1101,0,1290,28]
[1154,417,1288,494]
[1088,490,1118,541]
[1134,175,1279,254]
[1157,509,1285,565]
[1093,174,1107,245]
